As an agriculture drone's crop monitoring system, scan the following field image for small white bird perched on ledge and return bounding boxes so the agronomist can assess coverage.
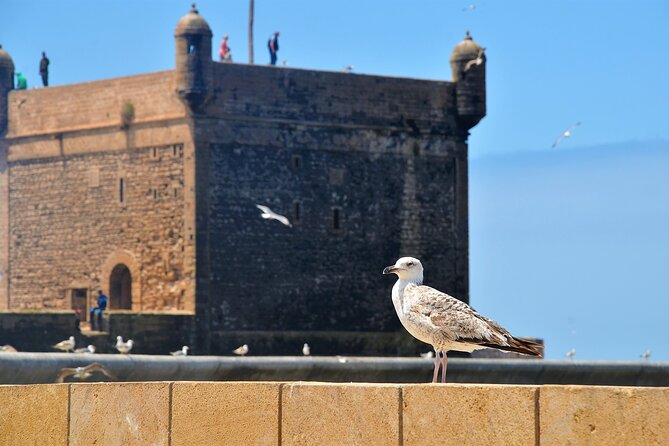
[170,346,189,356]
[74,345,96,354]
[232,344,249,356]
[302,343,311,356]
[115,336,134,354]
[384,257,542,383]
[53,336,76,353]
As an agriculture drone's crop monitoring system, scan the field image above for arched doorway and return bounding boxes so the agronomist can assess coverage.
[109,264,132,310]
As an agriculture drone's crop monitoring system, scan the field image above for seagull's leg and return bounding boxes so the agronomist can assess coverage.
[431,350,440,383]
[441,352,448,383]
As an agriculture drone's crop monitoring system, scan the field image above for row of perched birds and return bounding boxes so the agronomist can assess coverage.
[0,339,313,357]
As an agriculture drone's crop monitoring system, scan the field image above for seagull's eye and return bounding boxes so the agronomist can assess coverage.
[407,262,414,267]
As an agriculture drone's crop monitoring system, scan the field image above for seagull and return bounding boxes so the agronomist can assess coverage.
[1,345,17,353]
[464,48,486,72]
[462,3,477,12]
[232,344,249,356]
[640,349,652,360]
[55,363,117,383]
[302,343,311,356]
[566,348,576,359]
[336,355,348,363]
[74,345,96,354]
[115,336,134,354]
[384,257,542,383]
[255,204,292,227]
[343,65,354,73]
[53,336,76,353]
[552,122,581,148]
[420,351,435,359]
[170,346,189,356]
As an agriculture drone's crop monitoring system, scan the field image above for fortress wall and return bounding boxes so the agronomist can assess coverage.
[195,65,468,335]
[209,63,457,131]
[6,71,184,138]
[2,382,667,446]
[7,143,189,311]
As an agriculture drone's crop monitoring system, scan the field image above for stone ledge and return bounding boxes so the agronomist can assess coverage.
[0,382,667,446]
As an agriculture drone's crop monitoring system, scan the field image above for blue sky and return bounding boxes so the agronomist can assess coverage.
[2,1,668,360]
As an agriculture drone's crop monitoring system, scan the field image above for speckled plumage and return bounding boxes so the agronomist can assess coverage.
[384,256,541,382]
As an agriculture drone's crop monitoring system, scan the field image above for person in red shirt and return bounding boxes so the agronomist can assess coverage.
[219,35,232,62]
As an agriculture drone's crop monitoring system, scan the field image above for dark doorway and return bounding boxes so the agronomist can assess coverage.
[109,264,132,310]
[71,288,88,318]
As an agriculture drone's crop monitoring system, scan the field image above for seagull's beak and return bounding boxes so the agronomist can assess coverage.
[383,265,401,275]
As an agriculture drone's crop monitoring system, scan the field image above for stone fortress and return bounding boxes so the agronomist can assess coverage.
[0,6,485,354]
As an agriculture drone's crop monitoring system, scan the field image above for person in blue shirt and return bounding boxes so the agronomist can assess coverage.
[89,290,108,331]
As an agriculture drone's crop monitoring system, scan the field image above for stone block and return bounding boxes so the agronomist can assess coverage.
[69,382,170,446]
[540,385,669,445]
[281,382,401,445]
[0,384,68,446]
[171,381,279,446]
[402,384,538,446]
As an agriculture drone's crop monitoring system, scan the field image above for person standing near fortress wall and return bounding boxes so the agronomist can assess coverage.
[268,31,279,65]
[39,52,49,86]
[219,35,232,62]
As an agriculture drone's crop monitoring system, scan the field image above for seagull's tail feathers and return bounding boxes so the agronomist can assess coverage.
[500,337,544,357]
[478,336,543,357]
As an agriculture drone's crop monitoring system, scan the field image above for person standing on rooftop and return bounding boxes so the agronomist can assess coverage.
[39,51,50,86]
[219,35,232,62]
[268,31,279,65]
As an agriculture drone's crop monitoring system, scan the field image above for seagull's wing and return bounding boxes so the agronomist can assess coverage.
[552,133,566,148]
[256,204,272,214]
[85,363,117,380]
[55,368,76,383]
[405,285,542,355]
[276,215,292,227]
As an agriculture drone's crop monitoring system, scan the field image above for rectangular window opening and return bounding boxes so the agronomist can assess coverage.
[119,178,125,203]
[332,207,342,231]
[293,201,301,223]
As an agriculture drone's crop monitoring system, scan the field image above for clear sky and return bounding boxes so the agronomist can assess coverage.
[2,1,668,360]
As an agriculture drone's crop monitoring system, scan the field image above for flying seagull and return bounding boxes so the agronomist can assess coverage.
[55,363,116,383]
[552,122,581,148]
[255,204,292,227]
[170,346,189,356]
[232,344,249,356]
[53,336,76,353]
[302,343,311,356]
[566,348,576,359]
[115,336,134,354]
[640,349,651,360]
[464,48,486,72]
[383,257,542,383]
[343,65,354,73]
[0,345,17,353]
[74,345,96,354]
[462,3,477,12]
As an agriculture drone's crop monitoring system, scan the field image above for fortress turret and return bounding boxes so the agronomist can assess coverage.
[0,45,15,135]
[450,32,486,130]
[175,4,213,111]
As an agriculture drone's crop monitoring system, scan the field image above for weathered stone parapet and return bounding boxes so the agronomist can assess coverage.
[1,382,667,445]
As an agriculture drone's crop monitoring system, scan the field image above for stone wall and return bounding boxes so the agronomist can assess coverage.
[194,63,470,339]
[7,143,187,311]
[1,382,667,445]
[0,311,77,351]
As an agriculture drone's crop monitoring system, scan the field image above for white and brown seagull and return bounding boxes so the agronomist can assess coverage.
[383,257,542,383]
[55,362,116,383]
